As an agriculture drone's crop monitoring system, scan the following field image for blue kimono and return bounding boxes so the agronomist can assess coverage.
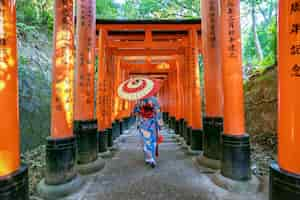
[135,96,162,167]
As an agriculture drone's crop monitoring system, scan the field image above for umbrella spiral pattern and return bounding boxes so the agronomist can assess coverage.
[118,77,159,100]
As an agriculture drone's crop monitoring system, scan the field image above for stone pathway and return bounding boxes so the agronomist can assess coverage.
[63,126,268,200]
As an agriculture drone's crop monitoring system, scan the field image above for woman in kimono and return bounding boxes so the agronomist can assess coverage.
[135,96,162,168]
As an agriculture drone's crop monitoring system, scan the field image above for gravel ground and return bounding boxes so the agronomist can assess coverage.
[21,145,46,197]
[250,133,277,176]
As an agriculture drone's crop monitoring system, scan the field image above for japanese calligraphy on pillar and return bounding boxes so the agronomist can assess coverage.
[97,51,107,130]
[113,57,121,119]
[97,29,111,130]
[184,47,193,125]
[190,30,199,88]
[75,0,95,120]
[225,0,239,58]
[289,1,300,77]
[208,0,217,48]
[105,52,113,126]
[221,0,245,134]
[51,0,74,137]
[202,0,223,117]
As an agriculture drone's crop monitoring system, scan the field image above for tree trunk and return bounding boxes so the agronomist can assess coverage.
[252,0,264,62]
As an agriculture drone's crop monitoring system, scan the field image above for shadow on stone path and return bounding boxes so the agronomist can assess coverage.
[63,127,267,200]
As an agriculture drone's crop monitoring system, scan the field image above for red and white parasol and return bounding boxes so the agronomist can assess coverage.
[117,77,161,101]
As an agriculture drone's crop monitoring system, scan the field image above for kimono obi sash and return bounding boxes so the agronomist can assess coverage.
[140,103,155,118]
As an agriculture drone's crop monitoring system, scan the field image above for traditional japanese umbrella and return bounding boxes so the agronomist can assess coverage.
[117,77,161,101]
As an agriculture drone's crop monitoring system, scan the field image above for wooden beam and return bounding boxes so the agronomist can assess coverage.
[107,34,187,41]
[121,60,177,72]
[97,24,201,31]
[107,40,188,49]
[121,55,177,61]
[111,48,185,56]
[129,72,168,76]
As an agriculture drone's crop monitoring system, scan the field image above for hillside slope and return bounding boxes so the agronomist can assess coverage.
[18,30,52,152]
[245,67,277,175]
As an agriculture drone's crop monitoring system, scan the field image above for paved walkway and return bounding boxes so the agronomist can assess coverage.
[64,126,268,200]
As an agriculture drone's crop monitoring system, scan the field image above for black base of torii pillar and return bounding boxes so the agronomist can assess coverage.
[269,162,300,200]
[74,120,105,175]
[221,134,251,180]
[169,116,176,131]
[112,120,121,140]
[119,119,123,135]
[37,137,83,199]
[190,129,203,151]
[0,165,29,200]
[99,131,108,153]
[203,117,223,159]
[196,117,223,170]
[178,118,185,137]
[107,128,113,148]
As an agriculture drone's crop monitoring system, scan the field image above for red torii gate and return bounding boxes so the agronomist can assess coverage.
[95,19,204,158]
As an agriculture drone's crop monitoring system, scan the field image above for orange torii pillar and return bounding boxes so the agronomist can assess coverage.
[111,57,121,140]
[159,80,166,122]
[189,29,203,152]
[172,68,179,131]
[171,67,180,133]
[97,29,109,154]
[117,68,127,133]
[118,68,128,130]
[201,0,224,166]
[269,1,300,199]
[0,1,29,199]
[38,0,82,198]
[164,78,170,123]
[73,0,104,175]
[162,79,170,125]
[168,70,177,131]
[116,63,123,134]
[113,57,121,121]
[172,68,179,132]
[178,55,187,138]
[181,52,190,144]
[166,75,173,127]
[105,49,114,150]
[123,70,132,130]
[182,39,195,147]
[219,0,251,181]
[165,78,171,124]
[166,74,172,127]
[175,59,183,136]
[118,61,126,135]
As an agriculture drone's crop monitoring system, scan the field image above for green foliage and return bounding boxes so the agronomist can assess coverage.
[17,0,54,33]
[19,55,30,65]
[16,0,201,31]
[241,0,277,72]
[198,55,205,86]
[96,0,119,18]
[120,0,200,19]
[242,18,277,66]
